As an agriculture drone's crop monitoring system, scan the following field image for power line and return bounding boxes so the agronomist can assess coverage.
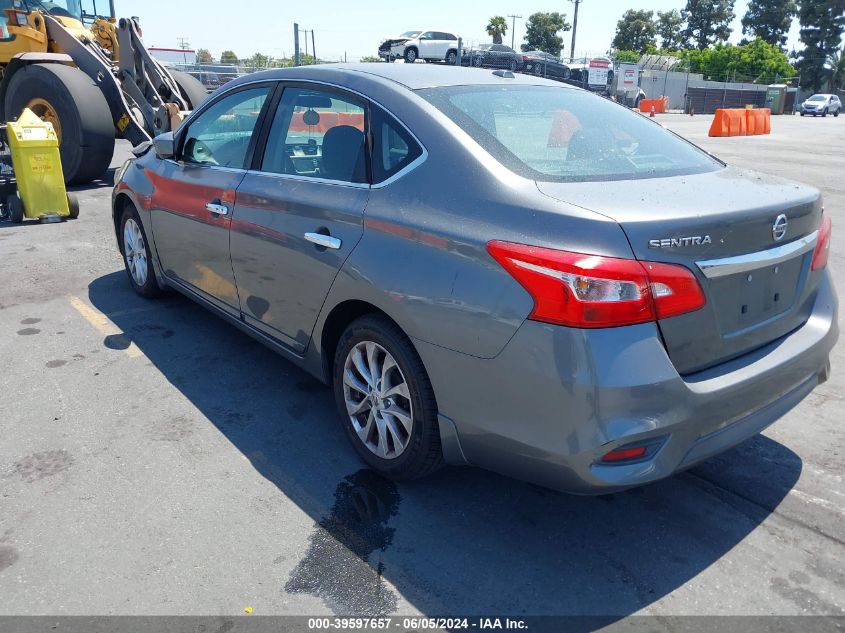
[507,14,521,50]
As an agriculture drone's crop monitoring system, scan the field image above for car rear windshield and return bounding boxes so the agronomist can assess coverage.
[807,95,826,101]
[417,85,722,182]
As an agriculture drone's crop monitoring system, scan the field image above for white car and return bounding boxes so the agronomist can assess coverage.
[800,94,841,117]
[378,30,459,64]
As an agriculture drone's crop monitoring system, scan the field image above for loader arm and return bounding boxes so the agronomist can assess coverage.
[116,17,191,132]
[41,13,190,144]
[40,13,151,145]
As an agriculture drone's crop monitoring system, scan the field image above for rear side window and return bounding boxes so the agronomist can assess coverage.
[371,106,423,184]
[418,85,720,182]
[261,87,367,184]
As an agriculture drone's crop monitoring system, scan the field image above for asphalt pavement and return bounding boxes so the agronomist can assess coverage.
[0,113,843,620]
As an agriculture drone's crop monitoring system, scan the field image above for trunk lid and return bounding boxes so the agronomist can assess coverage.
[537,167,824,374]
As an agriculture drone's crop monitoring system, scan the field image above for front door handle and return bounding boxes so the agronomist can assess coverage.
[304,232,341,250]
[206,202,229,216]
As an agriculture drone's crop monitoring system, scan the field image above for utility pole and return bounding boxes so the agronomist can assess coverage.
[311,30,316,64]
[294,23,301,66]
[177,36,190,65]
[507,14,521,50]
[569,0,581,62]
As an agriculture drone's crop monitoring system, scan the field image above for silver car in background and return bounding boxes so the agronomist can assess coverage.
[112,65,837,493]
[800,93,842,117]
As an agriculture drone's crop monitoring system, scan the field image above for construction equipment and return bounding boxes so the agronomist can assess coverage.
[0,0,208,185]
[2,107,77,222]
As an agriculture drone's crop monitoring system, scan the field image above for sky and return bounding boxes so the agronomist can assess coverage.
[116,0,804,63]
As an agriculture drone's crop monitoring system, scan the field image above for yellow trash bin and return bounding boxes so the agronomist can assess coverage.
[6,108,77,221]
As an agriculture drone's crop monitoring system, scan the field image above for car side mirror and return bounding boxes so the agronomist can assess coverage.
[153,132,176,160]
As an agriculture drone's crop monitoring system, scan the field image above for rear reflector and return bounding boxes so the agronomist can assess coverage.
[601,446,648,463]
[811,214,832,271]
[487,241,706,328]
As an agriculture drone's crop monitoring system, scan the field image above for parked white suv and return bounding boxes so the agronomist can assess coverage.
[800,94,841,117]
[378,30,459,64]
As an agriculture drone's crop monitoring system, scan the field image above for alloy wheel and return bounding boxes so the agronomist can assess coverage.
[343,341,413,459]
[123,218,148,287]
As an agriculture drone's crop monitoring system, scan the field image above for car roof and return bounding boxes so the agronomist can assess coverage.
[227,63,577,91]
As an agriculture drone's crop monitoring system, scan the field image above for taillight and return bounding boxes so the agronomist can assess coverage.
[811,214,832,271]
[523,56,531,62]
[487,241,705,328]
[601,446,647,463]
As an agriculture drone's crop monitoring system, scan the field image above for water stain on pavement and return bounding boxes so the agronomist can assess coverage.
[145,416,195,442]
[285,469,401,615]
[20,318,41,325]
[0,545,19,573]
[12,450,74,482]
[16,328,40,336]
[46,359,67,368]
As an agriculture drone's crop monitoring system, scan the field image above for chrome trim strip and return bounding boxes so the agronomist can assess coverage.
[696,231,818,279]
[245,170,370,189]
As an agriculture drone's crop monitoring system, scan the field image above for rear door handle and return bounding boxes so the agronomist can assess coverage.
[206,202,229,216]
[304,232,341,250]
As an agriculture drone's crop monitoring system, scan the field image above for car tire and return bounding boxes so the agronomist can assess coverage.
[800,111,805,116]
[822,108,828,117]
[509,59,518,71]
[333,315,444,480]
[6,194,23,223]
[404,48,417,63]
[119,203,163,298]
[445,49,457,65]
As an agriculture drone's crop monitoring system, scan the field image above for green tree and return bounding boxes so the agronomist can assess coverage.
[487,16,508,45]
[521,12,571,57]
[683,0,736,49]
[612,10,657,53]
[359,55,383,63]
[682,38,796,81]
[656,9,686,51]
[220,50,239,64]
[829,48,845,91]
[196,48,213,63]
[742,0,797,48]
[795,0,845,92]
[614,50,641,63]
[245,52,270,69]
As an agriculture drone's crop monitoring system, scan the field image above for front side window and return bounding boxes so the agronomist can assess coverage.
[181,87,269,168]
[418,85,721,182]
[371,106,423,184]
[261,87,367,184]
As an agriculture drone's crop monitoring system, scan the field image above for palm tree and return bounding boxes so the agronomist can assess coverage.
[487,16,508,45]
[828,48,845,93]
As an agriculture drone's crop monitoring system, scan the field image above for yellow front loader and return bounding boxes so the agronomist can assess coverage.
[0,0,208,184]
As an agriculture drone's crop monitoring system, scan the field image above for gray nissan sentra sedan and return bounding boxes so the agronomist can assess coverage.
[112,64,838,493]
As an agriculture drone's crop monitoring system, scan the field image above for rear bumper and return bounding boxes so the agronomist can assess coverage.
[416,270,838,493]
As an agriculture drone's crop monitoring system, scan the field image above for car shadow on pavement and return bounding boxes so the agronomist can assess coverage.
[88,271,803,618]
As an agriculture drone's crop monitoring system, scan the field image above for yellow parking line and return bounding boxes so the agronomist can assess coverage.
[67,295,144,358]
